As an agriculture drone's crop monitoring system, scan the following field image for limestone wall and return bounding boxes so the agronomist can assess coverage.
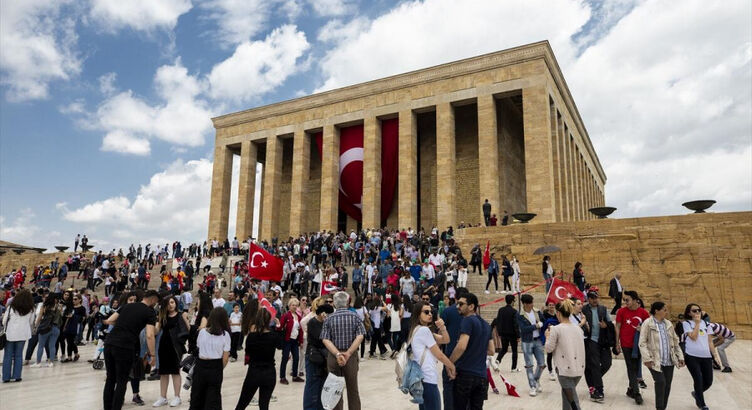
[454,211,752,338]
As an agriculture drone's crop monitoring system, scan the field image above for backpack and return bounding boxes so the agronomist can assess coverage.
[395,326,427,386]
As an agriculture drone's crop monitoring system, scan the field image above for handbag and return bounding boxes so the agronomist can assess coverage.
[0,309,11,350]
[321,372,346,410]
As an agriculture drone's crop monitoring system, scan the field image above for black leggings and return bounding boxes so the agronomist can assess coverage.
[65,333,78,357]
[503,275,511,291]
[547,352,553,372]
[235,365,276,410]
[190,359,224,410]
[485,273,498,291]
[685,354,713,407]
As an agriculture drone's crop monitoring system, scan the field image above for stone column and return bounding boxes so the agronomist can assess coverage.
[436,102,456,230]
[362,116,382,229]
[260,134,282,241]
[559,117,570,221]
[522,86,556,223]
[568,134,577,220]
[549,103,563,222]
[477,94,500,224]
[574,146,582,220]
[398,109,418,230]
[289,128,309,237]
[578,153,585,220]
[235,141,257,241]
[207,143,233,242]
[319,124,340,233]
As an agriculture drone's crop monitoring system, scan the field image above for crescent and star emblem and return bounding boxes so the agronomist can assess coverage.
[250,252,268,268]
[339,147,363,209]
[554,286,572,300]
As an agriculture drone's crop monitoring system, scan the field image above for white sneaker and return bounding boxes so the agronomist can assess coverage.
[153,397,168,407]
[169,397,181,407]
[549,372,556,381]
[46,362,54,368]
[30,362,42,368]
[501,290,507,294]
[529,387,537,397]
[536,383,543,393]
[485,290,490,294]
[511,368,520,372]
[495,290,500,294]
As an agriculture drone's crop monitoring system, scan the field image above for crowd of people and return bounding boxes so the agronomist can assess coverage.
[0,228,740,410]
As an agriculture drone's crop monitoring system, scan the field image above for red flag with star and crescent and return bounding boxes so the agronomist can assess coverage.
[247,243,284,282]
[545,277,585,305]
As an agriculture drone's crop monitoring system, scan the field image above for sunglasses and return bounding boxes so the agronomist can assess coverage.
[456,301,466,306]
[326,300,333,304]
[422,310,432,315]
[691,309,701,313]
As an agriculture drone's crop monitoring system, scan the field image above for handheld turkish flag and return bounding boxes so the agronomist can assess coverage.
[482,241,491,269]
[257,290,277,319]
[247,243,284,282]
[546,278,585,305]
[321,281,340,296]
[499,373,520,397]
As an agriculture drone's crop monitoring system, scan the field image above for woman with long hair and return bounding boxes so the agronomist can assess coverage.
[303,302,334,410]
[2,289,35,382]
[235,307,281,410]
[408,301,455,410]
[387,297,403,356]
[61,292,86,362]
[639,301,684,410]
[681,303,719,410]
[189,307,232,410]
[153,296,190,407]
[56,290,72,360]
[31,295,62,367]
[544,299,586,410]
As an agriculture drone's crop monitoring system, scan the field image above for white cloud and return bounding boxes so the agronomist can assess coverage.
[567,0,752,217]
[59,158,240,249]
[0,0,81,101]
[91,60,214,154]
[309,0,357,16]
[89,0,192,32]
[199,0,271,47]
[208,25,310,103]
[317,18,370,44]
[315,0,589,92]
[101,130,151,155]
[98,72,117,95]
[0,208,40,245]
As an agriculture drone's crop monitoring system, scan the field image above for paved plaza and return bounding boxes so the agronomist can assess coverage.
[2,339,750,409]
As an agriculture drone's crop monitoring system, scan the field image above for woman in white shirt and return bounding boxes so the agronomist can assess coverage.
[408,301,455,410]
[387,298,403,357]
[681,303,719,410]
[511,256,521,294]
[229,304,243,362]
[457,266,468,288]
[544,299,585,410]
[2,289,35,383]
[189,307,231,410]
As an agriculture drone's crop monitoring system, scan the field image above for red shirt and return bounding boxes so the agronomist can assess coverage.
[616,306,650,348]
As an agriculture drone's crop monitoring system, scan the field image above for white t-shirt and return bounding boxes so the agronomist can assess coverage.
[410,326,438,384]
[212,298,226,308]
[683,321,711,358]
[526,310,540,339]
[370,306,383,329]
[196,329,231,360]
[230,312,242,333]
[290,314,300,339]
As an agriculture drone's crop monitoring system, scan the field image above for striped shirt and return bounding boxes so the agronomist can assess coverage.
[708,323,735,339]
[320,308,366,350]
[655,320,671,366]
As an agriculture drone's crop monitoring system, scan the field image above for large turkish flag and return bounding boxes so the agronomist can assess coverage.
[247,243,283,282]
[314,118,398,224]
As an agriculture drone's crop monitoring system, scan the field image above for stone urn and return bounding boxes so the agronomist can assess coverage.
[55,246,69,253]
[512,213,537,223]
[589,206,617,219]
[682,200,716,213]
[13,249,25,255]
[81,244,94,253]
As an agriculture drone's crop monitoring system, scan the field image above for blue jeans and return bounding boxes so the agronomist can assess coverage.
[37,326,60,363]
[303,358,326,410]
[280,339,299,379]
[420,382,440,410]
[442,367,454,410]
[522,339,546,388]
[2,340,26,381]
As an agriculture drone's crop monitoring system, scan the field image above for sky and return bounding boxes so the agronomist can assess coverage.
[0,0,750,253]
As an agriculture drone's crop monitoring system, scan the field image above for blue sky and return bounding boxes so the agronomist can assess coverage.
[1,0,750,252]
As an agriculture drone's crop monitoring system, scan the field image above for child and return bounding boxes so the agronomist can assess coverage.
[229,303,242,362]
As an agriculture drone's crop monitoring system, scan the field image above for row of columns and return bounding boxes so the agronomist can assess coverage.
[207,85,605,242]
[547,99,604,222]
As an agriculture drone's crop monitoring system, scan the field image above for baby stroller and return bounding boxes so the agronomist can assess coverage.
[91,327,109,370]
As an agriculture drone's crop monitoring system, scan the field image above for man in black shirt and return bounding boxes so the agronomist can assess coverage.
[102,290,159,410]
[495,294,520,371]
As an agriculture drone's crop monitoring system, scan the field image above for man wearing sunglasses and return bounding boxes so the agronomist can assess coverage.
[449,293,494,409]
